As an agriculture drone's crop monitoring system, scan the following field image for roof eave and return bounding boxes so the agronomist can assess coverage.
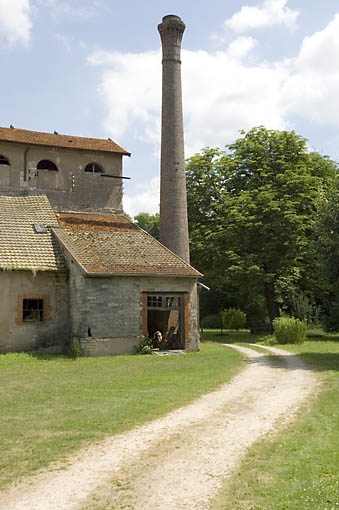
[83,271,201,278]
[1,139,131,156]
[0,266,65,272]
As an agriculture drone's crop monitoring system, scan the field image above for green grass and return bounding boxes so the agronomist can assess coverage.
[0,342,244,489]
[212,340,339,509]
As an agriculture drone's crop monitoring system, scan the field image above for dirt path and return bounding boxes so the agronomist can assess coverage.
[0,345,319,510]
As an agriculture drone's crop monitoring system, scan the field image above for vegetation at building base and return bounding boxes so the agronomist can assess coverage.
[136,335,154,354]
[70,337,81,359]
[0,342,243,490]
[211,340,339,510]
[186,126,339,334]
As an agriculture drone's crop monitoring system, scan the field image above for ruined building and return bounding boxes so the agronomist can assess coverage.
[0,16,201,356]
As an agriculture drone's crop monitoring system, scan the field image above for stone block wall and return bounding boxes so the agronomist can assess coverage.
[67,260,200,355]
[0,270,70,353]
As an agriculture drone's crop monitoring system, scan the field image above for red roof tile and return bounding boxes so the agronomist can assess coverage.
[53,213,201,277]
[0,126,130,155]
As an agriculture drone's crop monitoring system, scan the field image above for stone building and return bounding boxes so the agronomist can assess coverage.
[0,127,201,355]
[0,126,129,213]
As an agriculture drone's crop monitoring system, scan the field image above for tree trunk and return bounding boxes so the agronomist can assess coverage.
[264,282,280,331]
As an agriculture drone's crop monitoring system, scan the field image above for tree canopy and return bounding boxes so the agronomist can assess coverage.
[134,212,160,240]
[186,126,337,329]
[313,179,339,330]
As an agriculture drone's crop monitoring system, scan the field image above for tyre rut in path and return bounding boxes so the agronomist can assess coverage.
[0,345,319,510]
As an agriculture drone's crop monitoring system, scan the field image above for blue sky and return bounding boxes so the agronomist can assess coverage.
[1,0,339,216]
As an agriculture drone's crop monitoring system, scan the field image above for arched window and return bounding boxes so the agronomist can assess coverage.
[0,155,10,165]
[37,160,58,171]
[84,163,103,173]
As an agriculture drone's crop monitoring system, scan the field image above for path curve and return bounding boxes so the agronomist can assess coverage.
[0,345,319,509]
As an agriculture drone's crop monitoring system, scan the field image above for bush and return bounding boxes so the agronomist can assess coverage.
[273,317,307,344]
[221,308,246,331]
[136,336,153,355]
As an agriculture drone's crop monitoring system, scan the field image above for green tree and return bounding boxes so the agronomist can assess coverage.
[313,179,339,330]
[187,127,337,329]
[134,212,160,240]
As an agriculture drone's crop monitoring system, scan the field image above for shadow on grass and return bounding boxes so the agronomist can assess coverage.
[201,330,339,373]
[27,353,75,362]
[293,352,339,372]
[239,352,339,372]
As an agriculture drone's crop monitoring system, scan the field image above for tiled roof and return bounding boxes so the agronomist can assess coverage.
[53,213,201,277]
[0,126,130,155]
[0,194,65,271]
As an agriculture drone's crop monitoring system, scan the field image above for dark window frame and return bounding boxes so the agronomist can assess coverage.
[0,155,10,165]
[37,160,58,171]
[23,298,44,322]
[84,162,104,173]
[147,295,182,310]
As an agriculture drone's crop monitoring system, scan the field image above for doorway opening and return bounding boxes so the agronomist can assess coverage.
[146,294,184,350]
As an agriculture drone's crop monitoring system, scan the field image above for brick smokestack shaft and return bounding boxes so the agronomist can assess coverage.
[158,15,190,263]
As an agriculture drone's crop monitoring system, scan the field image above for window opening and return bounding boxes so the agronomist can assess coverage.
[84,163,104,173]
[37,160,58,171]
[0,155,10,165]
[147,295,182,310]
[23,299,44,322]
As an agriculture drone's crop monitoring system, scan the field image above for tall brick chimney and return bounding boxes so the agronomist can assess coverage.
[158,15,190,263]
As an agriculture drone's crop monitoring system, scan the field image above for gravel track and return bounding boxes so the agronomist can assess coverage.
[0,344,318,509]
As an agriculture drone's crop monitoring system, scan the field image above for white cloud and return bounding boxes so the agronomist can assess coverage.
[0,0,32,47]
[89,44,289,158]
[281,13,339,125]
[182,49,289,156]
[88,49,161,144]
[225,0,299,33]
[89,11,339,213]
[227,36,258,60]
[123,177,160,217]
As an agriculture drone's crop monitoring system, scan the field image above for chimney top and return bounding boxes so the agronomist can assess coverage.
[159,14,185,29]
[158,14,186,47]
[162,14,183,22]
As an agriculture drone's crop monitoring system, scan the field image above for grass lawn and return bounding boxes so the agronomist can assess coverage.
[209,336,339,509]
[0,341,244,489]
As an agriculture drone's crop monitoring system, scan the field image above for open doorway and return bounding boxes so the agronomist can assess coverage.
[146,294,184,350]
